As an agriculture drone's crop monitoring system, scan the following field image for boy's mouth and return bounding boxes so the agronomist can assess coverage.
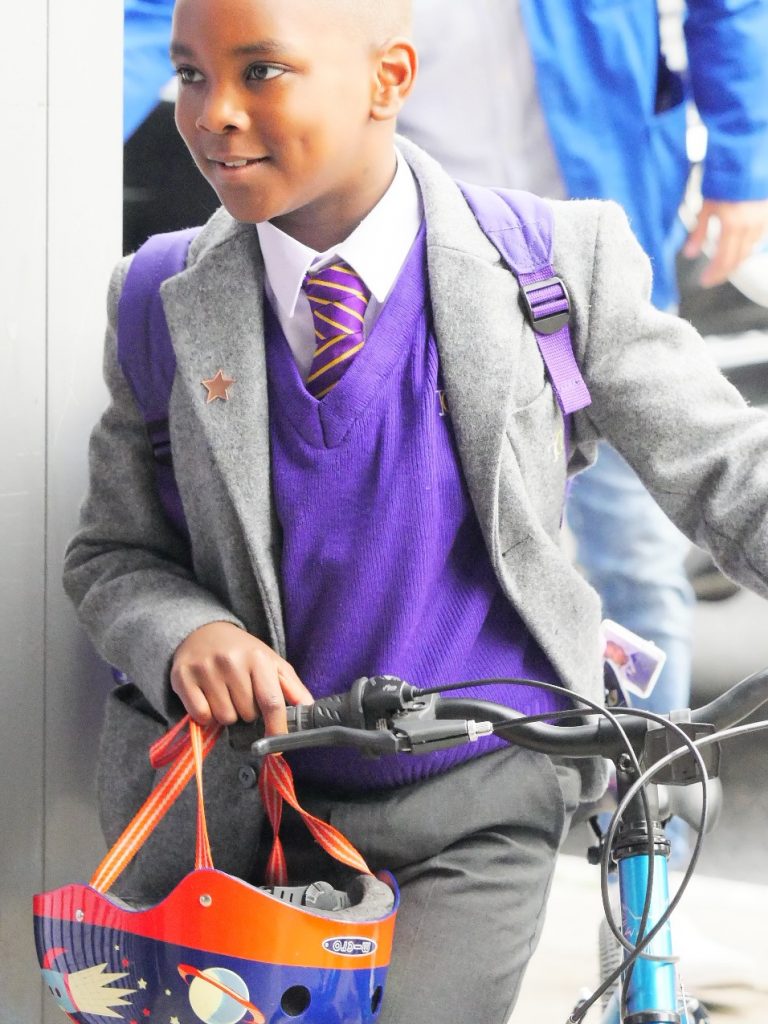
[209,156,268,169]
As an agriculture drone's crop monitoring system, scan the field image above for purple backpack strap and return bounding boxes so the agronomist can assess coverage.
[457,181,592,419]
[117,227,201,536]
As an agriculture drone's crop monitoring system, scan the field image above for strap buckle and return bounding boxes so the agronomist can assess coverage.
[520,276,571,335]
[147,416,173,466]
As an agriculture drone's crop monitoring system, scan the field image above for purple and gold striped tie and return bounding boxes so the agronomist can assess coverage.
[302,262,371,399]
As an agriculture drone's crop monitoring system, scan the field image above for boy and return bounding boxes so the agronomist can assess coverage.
[64,0,768,1020]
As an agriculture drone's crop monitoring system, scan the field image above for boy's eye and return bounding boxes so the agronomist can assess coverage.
[246,64,285,82]
[175,66,203,85]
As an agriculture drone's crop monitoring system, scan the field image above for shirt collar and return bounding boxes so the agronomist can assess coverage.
[256,149,423,319]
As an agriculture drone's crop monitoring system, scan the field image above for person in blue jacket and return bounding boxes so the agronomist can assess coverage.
[123,0,768,723]
[526,0,768,720]
[124,0,177,141]
[396,0,768,729]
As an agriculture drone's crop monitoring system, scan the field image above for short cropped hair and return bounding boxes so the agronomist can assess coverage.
[329,0,412,42]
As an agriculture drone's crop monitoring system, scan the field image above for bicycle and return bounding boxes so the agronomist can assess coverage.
[238,666,768,1024]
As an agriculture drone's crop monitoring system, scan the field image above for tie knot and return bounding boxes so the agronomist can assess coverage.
[302,262,371,398]
[303,261,370,325]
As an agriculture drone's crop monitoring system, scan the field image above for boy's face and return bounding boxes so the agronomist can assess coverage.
[171,0,408,247]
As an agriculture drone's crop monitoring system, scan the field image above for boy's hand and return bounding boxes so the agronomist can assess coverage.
[171,622,313,734]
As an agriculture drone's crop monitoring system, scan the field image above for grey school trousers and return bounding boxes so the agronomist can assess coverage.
[293,746,582,1024]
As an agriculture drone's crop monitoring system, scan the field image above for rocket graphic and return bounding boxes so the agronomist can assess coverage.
[41,947,136,1019]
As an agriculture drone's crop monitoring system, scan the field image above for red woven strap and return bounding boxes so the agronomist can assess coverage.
[89,716,220,893]
[89,718,371,895]
[259,754,372,885]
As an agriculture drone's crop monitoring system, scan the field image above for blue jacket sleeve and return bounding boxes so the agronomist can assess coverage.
[684,0,768,200]
[124,0,176,140]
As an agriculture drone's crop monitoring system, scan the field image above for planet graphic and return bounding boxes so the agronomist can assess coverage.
[178,964,265,1024]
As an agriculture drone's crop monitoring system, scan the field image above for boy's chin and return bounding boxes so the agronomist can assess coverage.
[214,195,276,225]
[201,172,282,225]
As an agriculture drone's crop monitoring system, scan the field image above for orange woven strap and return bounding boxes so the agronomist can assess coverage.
[89,716,220,893]
[258,753,372,885]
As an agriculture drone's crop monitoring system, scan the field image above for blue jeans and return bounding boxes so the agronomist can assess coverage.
[567,443,695,714]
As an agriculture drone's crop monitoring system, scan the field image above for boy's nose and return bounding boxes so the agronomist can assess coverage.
[195,90,249,134]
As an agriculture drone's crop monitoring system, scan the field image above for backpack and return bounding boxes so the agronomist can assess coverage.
[117,183,592,536]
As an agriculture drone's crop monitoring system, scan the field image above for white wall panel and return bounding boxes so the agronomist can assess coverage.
[0,3,122,1022]
[0,4,48,1021]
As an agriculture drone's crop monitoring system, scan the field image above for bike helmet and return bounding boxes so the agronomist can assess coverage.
[33,720,399,1024]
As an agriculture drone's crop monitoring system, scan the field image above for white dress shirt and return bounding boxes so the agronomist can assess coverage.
[257,151,424,380]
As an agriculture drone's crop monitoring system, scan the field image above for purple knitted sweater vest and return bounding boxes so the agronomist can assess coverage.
[265,224,568,791]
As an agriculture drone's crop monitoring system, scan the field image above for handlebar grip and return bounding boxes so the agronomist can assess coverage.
[290,691,358,731]
[290,676,417,732]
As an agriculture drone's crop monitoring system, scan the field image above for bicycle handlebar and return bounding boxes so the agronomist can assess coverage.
[691,665,768,729]
[229,665,764,1024]
[235,666,768,766]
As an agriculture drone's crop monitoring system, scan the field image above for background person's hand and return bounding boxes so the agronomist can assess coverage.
[171,621,313,733]
[684,198,768,288]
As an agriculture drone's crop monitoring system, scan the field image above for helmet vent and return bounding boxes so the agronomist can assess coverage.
[281,985,311,1016]
[371,986,383,1014]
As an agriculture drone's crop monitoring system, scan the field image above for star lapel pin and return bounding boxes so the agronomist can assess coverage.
[201,369,236,403]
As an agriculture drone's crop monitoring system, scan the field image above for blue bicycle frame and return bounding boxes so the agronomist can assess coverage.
[602,847,682,1024]
[598,757,697,1024]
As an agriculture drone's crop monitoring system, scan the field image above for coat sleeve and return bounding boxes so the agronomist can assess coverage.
[62,259,245,718]
[561,199,768,597]
[684,0,768,199]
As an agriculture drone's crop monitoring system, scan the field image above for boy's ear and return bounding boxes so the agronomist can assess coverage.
[371,38,418,121]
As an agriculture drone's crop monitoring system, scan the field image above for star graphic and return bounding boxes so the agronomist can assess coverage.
[142,1009,151,1018]
[165,990,172,997]
[122,957,130,968]
[201,369,235,403]
[137,978,148,990]
[170,1017,181,1024]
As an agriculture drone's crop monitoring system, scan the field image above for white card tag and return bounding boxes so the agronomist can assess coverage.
[601,619,667,702]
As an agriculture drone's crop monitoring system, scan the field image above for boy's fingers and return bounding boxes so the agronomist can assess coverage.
[173,658,240,725]
[197,676,239,726]
[215,657,258,722]
[251,665,289,736]
[229,686,259,723]
[171,669,214,726]
[278,661,314,706]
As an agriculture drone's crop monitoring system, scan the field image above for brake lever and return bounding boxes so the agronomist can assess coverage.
[249,726,403,760]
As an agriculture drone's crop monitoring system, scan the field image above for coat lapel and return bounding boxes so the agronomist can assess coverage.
[401,139,531,558]
[160,218,285,650]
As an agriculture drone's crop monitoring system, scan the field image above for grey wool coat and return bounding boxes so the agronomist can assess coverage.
[64,137,768,895]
